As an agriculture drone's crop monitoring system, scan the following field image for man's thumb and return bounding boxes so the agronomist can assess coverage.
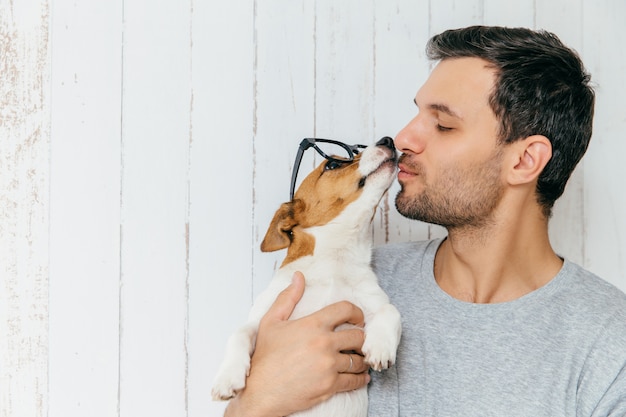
[266,271,305,321]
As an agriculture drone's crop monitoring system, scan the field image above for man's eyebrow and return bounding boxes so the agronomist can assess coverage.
[413,98,463,120]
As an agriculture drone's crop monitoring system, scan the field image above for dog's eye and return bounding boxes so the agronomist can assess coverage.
[325,160,347,171]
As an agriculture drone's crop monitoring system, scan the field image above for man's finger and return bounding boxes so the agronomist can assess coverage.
[315,301,365,330]
[264,271,305,322]
[338,352,368,374]
[334,372,371,394]
[334,328,366,353]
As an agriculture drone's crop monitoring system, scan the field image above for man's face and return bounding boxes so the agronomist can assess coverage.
[394,57,505,229]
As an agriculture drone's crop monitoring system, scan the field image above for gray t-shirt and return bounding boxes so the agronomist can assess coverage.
[368,239,626,417]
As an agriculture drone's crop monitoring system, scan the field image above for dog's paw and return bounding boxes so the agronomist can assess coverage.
[362,337,397,372]
[211,377,245,401]
[211,360,250,401]
[361,304,401,371]
[212,324,260,401]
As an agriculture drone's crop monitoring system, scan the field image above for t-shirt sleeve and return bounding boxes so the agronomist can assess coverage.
[580,310,626,417]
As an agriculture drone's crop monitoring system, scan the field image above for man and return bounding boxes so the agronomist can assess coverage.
[225,26,626,416]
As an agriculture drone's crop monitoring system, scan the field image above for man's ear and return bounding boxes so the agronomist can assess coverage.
[260,200,304,252]
[508,135,552,185]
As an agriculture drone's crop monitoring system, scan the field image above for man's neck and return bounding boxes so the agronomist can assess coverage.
[433,214,563,304]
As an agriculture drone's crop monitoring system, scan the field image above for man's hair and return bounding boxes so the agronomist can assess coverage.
[426,26,595,217]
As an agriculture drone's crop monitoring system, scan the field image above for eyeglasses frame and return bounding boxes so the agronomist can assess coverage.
[289,138,367,200]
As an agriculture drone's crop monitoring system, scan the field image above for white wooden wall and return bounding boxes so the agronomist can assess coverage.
[1,1,624,416]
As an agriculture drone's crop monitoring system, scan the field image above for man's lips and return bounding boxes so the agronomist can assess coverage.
[398,161,418,174]
[397,166,415,181]
[398,162,415,175]
[397,155,423,181]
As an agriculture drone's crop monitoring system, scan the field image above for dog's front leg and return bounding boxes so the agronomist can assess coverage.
[362,303,402,372]
[211,283,284,401]
[211,321,258,401]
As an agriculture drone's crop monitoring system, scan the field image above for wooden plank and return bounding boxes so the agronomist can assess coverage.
[252,0,318,297]
[314,0,375,141]
[118,0,191,415]
[47,1,122,416]
[251,0,316,297]
[187,1,255,416]
[581,0,626,291]
[0,1,50,416]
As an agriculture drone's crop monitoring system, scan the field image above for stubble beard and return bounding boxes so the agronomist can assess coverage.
[395,150,504,231]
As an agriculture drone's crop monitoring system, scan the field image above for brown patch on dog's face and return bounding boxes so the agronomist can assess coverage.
[293,155,365,228]
[260,155,366,266]
[260,199,316,265]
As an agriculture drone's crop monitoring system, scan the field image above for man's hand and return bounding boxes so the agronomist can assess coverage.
[225,271,370,417]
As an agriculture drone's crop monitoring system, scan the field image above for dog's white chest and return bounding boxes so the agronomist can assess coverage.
[290,279,360,319]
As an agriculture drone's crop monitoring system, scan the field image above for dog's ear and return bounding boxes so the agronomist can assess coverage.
[260,200,303,252]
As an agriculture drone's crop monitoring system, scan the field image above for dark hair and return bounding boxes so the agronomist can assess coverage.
[427,26,595,217]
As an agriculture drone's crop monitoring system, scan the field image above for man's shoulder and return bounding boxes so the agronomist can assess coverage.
[562,264,626,414]
[561,260,626,317]
[556,261,626,354]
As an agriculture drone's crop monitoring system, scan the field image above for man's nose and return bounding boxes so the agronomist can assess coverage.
[394,115,426,155]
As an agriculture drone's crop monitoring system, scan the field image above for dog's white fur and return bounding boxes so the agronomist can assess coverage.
[212,140,402,416]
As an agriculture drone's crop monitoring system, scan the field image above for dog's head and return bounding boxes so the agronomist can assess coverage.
[261,137,397,263]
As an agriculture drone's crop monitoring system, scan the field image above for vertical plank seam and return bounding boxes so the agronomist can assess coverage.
[480,0,485,23]
[117,1,126,415]
[44,2,52,415]
[251,0,259,303]
[313,0,317,138]
[184,1,194,415]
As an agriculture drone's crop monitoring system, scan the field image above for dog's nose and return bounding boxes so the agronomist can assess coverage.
[376,136,395,150]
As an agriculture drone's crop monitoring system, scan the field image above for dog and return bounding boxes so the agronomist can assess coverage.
[211,136,402,416]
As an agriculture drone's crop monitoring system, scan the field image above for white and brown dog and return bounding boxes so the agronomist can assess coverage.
[212,137,402,416]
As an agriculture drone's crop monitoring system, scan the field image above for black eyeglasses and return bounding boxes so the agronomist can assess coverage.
[289,138,367,200]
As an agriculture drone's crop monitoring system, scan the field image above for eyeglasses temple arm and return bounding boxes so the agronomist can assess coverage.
[289,147,305,200]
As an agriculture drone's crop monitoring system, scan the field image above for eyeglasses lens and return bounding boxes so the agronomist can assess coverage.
[314,141,352,161]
